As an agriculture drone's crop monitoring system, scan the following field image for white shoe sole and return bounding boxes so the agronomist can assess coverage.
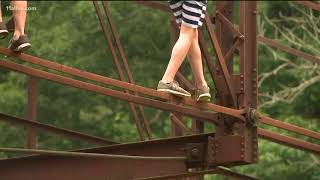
[157,89,191,97]
[197,93,211,102]
[13,43,31,52]
[0,30,8,39]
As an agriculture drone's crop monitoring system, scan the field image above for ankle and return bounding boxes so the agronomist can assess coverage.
[195,83,208,89]
[161,79,173,84]
[13,32,24,40]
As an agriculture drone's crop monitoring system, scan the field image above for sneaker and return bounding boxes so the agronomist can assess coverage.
[0,22,9,39]
[195,85,211,102]
[157,80,191,97]
[8,34,31,52]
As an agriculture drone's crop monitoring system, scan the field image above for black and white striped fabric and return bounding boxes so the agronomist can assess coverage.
[169,0,207,28]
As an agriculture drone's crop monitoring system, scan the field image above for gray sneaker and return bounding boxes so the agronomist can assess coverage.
[8,34,31,52]
[195,85,211,102]
[157,80,191,97]
[0,22,9,39]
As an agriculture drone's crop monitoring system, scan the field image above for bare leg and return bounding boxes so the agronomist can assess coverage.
[162,24,196,83]
[0,2,3,22]
[187,29,208,88]
[11,1,27,40]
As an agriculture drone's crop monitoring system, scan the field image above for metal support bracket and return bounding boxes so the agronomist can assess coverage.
[185,143,206,168]
[245,108,260,127]
[207,135,251,166]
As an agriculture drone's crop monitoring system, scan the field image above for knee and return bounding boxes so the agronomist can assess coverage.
[180,24,197,40]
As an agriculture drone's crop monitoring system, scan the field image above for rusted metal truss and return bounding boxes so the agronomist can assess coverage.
[0,1,319,180]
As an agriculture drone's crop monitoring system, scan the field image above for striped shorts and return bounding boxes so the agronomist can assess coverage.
[169,0,207,29]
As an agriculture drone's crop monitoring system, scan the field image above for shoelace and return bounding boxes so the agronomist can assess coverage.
[171,81,181,90]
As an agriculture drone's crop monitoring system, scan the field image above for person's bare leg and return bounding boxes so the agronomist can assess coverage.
[187,29,208,88]
[161,24,196,83]
[11,1,27,40]
[0,2,3,22]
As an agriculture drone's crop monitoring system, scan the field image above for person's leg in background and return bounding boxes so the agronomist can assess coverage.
[187,28,211,101]
[8,0,31,52]
[161,24,196,84]
[187,29,207,88]
[0,2,9,39]
[11,1,26,39]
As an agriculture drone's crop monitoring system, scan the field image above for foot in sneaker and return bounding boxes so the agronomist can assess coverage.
[157,80,191,97]
[8,34,31,52]
[195,85,211,102]
[0,22,9,39]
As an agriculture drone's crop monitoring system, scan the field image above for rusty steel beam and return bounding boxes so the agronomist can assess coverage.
[198,30,218,88]
[224,38,241,64]
[170,114,192,135]
[216,11,244,39]
[0,60,221,124]
[0,147,186,160]
[0,155,186,180]
[216,166,259,180]
[93,1,146,140]
[0,48,246,120]
[258,128,320,155]
[170,113,184,137]
[131,1,171,13]
[26,76,38,149]
[101,1,152,139]
[215,1,235,87]
[258,36,320,64]
[135,169,220,180]
[136,166,259,180]
[0,113,116,145]
[261,116,320,141]
[296,1,320,11]
[214,1,238,146]
[0,133,212,180]
[204,11,238,107]
[239,1,258,109]
[175,72,195,92]
[238,1,258,163]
